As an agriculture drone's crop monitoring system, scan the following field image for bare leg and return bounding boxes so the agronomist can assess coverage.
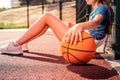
[22,26,48,50]
[16,13,69,45]
[24,26,49,43]
[25,21,74,43]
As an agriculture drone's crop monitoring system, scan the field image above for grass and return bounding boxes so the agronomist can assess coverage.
[0,23,27,29]
[0,8,6,12]
[0,7,28,29]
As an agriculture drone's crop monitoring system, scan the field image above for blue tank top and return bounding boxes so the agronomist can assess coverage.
[88,5,110,40]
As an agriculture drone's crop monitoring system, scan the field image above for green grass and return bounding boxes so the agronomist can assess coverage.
[0,8,6,12]
[0,23,27,29]
[0,7,28,29]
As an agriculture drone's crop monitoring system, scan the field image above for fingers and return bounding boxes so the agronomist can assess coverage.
[74,31,80,44]
[63,26,83,45]
[69,30,75,45]
[78,30,82,42]
[64,30,82,45]
[70,30,78,45]
[64,30,72,43]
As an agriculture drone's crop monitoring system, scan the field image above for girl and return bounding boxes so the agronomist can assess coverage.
[0,0,114,55]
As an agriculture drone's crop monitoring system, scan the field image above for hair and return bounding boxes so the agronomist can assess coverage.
[99,0,114,34]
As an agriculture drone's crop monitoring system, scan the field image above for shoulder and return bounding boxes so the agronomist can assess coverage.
[95,5,109,17]
[97,5,109,12]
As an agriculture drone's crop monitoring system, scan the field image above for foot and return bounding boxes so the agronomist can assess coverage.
[22,43,29,52]
[0,42,23,56]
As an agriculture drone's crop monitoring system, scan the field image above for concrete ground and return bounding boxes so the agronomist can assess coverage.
[0,29,120,80]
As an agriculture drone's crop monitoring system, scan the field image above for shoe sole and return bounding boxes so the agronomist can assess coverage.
[1,53,23,56]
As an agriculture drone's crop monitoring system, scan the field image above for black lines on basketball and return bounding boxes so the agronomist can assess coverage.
[67,42,71,63]
[61,45,95,52]
[62,52,86,64]
[61,31,96,64]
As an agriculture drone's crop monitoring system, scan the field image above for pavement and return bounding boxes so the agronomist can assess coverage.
[0,29,120,80]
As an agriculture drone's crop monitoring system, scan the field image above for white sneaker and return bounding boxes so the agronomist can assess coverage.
[0,42,23,55]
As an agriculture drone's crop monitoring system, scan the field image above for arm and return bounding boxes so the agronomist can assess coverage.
[64,14,104,45]
[74,14,104,30]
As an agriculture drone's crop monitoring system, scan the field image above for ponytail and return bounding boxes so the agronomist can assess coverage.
[100,0,114,34]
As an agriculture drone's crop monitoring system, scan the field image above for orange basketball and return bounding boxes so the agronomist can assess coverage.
[61,31,96,64]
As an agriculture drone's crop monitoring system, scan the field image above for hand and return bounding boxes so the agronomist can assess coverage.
[68,22,74,28]
[64,24,83,45]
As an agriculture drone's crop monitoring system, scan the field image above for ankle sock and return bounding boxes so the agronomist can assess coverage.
[13,42,20,47]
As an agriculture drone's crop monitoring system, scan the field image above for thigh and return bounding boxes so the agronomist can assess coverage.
[95,35,107,48]
[45,13,70,41]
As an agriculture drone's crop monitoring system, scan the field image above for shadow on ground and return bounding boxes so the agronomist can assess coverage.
[67,64,118,79]
[18,51,68,64]
[13,52,119,80]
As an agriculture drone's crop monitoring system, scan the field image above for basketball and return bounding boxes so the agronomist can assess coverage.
[61,31,96,64]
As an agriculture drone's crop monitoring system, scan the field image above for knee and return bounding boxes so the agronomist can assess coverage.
[43,13,53,19]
